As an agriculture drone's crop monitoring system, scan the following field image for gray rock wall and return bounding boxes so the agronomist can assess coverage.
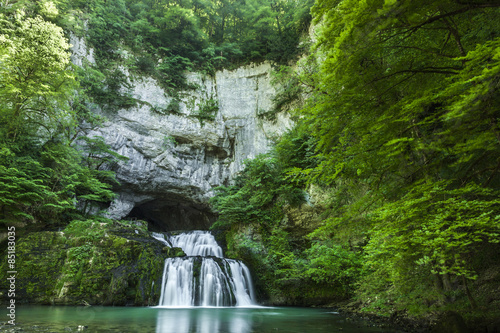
[70,37,292,225]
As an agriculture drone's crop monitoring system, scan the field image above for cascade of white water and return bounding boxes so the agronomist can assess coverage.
[170,231,223,257]
[156,230,257,307]
[152,232,172,247]
[159,257,194,306]
[199,258,233,306]
[227,260,256,306]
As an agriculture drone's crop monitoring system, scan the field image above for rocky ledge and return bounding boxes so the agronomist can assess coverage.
[0,220,183,306]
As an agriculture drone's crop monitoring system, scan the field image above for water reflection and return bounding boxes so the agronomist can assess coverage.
[229,315,252,333]
[15,306,405,333]
[155,308,252,333]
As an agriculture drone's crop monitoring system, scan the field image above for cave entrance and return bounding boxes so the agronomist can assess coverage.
[126,199,216,232]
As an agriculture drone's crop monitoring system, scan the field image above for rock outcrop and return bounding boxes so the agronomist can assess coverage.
[0,221,175,306]
[70,37,292,230]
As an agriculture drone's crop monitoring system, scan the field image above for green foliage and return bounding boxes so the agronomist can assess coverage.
[210,131,356,302]
[0,13,76,140]
[305,240,362,297]
[0,150,72,223]
[0,138,120,225]
[134,54,156,74]
[367,182,500,280]
[274,128,319,184]
[291,0,500,314]
[210,154,304,230]
[304,0,500,188]
[1,0,314,127]
[194,96,219,125]
[212,0,500,317]
[87,0,131,61]
[0,9,124,227]
[271,66,303,113]
[66,0,314,98]
[157,55,195,91]
[7,0,314,112]
[91,65,137,112]
[257,65,305,122]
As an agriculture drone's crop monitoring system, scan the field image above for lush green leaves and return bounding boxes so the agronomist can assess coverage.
[214,0,500,315]
[305,240,362,296]
[0,10,124,227]
[210,155,304,229]
[293,0,500,313]
[0,14,76,140]
[367,181,500,280]
[79,0,314,95]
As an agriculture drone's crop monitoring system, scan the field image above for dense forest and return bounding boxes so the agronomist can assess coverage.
[211,0,500,325]
[1,0,500,330]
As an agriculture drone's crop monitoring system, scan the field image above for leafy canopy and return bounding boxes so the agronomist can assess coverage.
[296,0,500,311]
[0,10,124,226]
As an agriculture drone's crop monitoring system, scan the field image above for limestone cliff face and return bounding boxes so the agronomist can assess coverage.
[70,37,292,229]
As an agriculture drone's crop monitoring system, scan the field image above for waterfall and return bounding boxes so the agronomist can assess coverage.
[170,231,223,257]
[159,257,194,306]
[227,260,256,306]
[156,231,257,307]
[152,232,172,247]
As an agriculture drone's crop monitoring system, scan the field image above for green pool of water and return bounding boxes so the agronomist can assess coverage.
[2,306,406,332]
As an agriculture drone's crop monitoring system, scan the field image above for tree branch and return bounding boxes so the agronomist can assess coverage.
[382,45,457,59]
[407,3,500,33]
[369,67,460,85]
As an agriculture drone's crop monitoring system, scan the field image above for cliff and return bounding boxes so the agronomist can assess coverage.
[70,33,292,231]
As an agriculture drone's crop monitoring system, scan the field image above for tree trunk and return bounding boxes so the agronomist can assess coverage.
[462,276,477,310]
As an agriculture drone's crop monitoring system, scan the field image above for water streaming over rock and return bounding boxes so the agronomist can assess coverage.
[156,231,256,307]
[170,231,223,257]
[152,232,172,247]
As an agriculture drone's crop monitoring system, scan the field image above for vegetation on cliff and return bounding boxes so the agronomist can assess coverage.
[1,0,314,111]
[0,9,126,227]
[210,0,500,327]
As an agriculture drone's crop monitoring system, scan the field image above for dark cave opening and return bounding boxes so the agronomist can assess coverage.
[126,199,217,232]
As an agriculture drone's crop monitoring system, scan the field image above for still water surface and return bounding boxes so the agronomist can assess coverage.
[8,306,405,332]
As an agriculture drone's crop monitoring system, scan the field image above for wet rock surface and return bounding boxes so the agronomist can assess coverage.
[0,221,185,306]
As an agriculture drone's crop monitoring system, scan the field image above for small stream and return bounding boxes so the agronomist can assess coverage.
[3,305,407,332]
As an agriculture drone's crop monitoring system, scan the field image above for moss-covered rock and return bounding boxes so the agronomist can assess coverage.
[431,311,470,333]
[0,220,184,306]
[223,222,342,306]
[163,247,186,257]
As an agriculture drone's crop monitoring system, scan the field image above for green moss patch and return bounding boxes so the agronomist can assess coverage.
[0,219,183,305]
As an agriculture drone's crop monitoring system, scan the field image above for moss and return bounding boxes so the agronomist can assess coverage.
[163,247,186,257]
[222,223,342,306]
[112,236,129,247]
[0,221,169,306]
[0,232,67,304]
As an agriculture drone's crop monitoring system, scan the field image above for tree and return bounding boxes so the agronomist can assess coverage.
[0,14,76,141]
[297,0,500,310]
[0,12,122,225]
